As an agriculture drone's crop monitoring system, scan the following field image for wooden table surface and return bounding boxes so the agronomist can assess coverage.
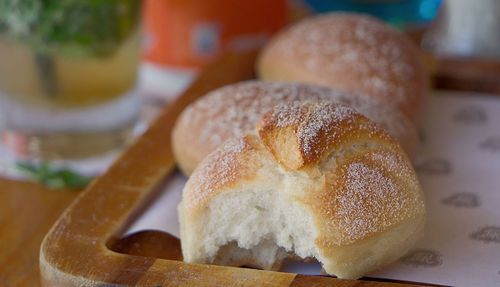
[1,47,498,286]
[0,178,79,286]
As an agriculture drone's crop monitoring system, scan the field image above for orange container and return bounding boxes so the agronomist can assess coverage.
[142,0,287,68]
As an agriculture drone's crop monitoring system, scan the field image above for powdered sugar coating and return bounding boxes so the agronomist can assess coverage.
[173,81,417,174]
[258,13,427,122]
[179,81,342,149]
[268,101,357,156]
[184,136,252,212]
[260,101,391,167]
[318,150,422,246]
[180,98,425,274]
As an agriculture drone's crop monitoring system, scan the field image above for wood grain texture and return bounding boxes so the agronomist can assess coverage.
[39,50,430,286]
[109,230,183,261]
[0,178,78,287]
[290,275,421,287]
[110,231,425,287]
[40,50,282,286]
[406,27,500,95]
[432,57,500,94]
[2,32,482,287]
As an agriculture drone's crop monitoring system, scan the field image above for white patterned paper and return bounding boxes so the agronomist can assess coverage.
[126,91,500,287]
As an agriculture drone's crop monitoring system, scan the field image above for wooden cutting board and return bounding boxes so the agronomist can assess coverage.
[38,50,431,287]
[6,46,497,286]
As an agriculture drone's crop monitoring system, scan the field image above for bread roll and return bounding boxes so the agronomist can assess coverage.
[172,81,419,175]
[257,13,429,123]
[178,101,425,279]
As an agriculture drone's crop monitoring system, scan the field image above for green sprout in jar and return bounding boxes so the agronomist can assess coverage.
[0,0,141,58]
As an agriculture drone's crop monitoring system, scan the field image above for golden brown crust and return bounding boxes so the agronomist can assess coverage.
[179,100,425,278]
[257,101,423,248]
[257,101,392,170]
[257,13,429,123]
[172,81,419,175]
[315,149,423,247]
[182,134,262,215]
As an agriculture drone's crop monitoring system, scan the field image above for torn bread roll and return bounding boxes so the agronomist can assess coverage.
[257,13,429,124]
[178,101,426,279]
[172,81,419,175]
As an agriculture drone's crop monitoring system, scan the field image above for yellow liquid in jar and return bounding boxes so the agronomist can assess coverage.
[0,29,140,109]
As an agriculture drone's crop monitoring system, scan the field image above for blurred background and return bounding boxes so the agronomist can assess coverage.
[2,2,500,286]
[2,0,500,188]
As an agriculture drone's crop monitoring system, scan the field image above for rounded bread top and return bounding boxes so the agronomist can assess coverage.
[257,13,429,122]
[183,101,424,247]
[172,81,418,175]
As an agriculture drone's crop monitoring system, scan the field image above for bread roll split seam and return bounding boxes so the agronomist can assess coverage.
[178,101,425,279]
[172,81,420,176]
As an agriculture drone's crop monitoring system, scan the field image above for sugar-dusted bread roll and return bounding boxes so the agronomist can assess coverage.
[257,13,429,123]
[178,101,425,279]
[172,81,419,175]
